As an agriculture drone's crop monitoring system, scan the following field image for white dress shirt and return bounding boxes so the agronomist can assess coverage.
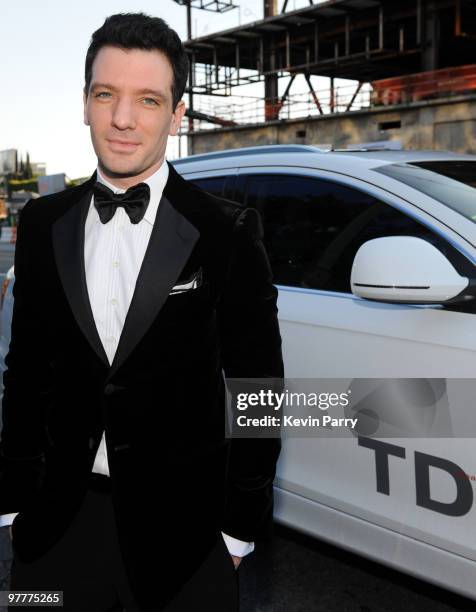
[0,158,255,558]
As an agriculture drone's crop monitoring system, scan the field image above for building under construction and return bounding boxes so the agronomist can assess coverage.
[174,0,476,154]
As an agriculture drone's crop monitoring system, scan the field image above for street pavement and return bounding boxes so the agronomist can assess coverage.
[239,524,474,611]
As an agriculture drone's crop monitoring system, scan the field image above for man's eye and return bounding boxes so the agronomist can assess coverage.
[93,93,158,105]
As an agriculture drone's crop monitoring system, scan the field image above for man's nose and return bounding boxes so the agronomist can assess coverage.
[111,97,137,130]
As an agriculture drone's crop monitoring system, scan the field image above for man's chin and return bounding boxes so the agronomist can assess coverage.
[98,158,144,179]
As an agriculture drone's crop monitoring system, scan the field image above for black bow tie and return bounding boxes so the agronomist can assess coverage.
[93,181,151,224]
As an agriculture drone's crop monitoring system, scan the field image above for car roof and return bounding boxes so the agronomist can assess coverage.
[171,144,476,174]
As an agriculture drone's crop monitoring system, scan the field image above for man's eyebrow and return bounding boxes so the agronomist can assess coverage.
[91,82,168,100]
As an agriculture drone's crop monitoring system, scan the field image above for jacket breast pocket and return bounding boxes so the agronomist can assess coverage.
[167,279,210,302]
[161,282,212,327]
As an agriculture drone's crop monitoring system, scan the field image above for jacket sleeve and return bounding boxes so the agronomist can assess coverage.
[0,200,52,515]
[217,206,284,543]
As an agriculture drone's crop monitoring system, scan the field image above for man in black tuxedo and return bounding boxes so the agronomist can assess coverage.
[0,11,283,612]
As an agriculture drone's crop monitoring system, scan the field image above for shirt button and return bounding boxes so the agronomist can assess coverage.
[111,298,118,306]
[107,336,116,343]
[112,261,119,268]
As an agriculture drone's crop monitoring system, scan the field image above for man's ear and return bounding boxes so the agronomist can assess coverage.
[83,89,90,126]
[169,100,186,137]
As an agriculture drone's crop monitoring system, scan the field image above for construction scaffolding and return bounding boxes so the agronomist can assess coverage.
[174,0,476,133]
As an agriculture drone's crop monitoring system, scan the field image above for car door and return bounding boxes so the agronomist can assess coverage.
[234,166,476,574]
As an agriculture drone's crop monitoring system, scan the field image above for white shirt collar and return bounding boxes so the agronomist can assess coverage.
[94,157,169,226]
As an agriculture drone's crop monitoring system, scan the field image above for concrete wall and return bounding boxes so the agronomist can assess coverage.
[187,94,476,155]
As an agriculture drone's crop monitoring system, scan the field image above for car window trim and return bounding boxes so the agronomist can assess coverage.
[236,166,476,269]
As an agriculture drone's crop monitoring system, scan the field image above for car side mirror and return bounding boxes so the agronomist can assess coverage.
[351,236,471,304]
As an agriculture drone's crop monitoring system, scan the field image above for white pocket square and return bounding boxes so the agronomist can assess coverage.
[169,268,202,294]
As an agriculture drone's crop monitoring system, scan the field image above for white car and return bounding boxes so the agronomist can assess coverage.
[174,145,476,601]
[2,145,476,599]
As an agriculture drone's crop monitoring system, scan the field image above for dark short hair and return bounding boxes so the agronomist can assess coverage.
[84,12,189,111]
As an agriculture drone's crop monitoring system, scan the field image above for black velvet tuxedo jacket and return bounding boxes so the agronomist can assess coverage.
[0,160,284,610]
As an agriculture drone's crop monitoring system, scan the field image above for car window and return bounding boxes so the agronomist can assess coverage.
[375,161,476,221]
[237,173,466,293]
[188,175,236,200]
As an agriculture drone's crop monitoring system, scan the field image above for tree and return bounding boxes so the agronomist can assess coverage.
[25,152,33,179]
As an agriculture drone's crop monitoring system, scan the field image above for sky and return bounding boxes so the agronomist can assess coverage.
[0,0,334,179]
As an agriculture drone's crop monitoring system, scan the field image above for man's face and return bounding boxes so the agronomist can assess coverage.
[83,45,185,183]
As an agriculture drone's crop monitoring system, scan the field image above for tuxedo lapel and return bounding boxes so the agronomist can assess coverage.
[52,163,200,380]
[52,172,110,369]
[106,193,199,380]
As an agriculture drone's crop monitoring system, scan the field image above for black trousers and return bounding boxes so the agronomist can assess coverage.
[8,474,239,611]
